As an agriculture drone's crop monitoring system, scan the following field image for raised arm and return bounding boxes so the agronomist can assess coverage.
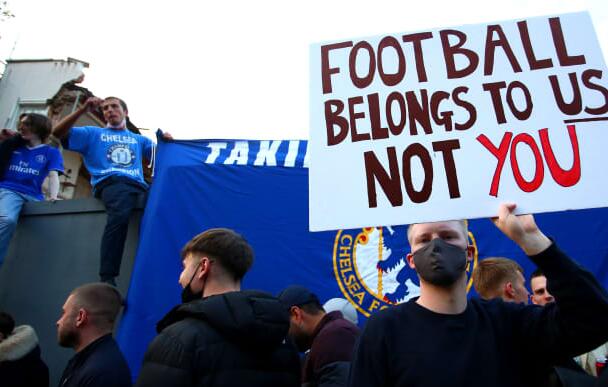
[493,203,608,359]
[52,97,102,139]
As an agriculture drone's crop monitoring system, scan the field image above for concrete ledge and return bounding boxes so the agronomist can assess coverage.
[21,196,146,216]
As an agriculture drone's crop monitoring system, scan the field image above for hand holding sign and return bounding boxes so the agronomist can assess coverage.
[491,202,551,256]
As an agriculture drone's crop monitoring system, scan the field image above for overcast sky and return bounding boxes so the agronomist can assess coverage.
[0,0,606,139]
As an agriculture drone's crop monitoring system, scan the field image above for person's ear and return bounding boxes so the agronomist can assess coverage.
[466,245,475,261]
[289,306,302,323]
[504,282,515,299]
[406,253,416,269]
[75,308,88,328]
[197,257,212,279]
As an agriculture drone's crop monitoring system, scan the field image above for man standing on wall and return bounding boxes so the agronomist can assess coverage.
[53,97,171,285]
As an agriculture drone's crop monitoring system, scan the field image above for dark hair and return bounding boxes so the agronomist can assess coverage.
[19,113,52,142]
[103,97,128,112]
[299,301,325,316]
[0,311,15,338]
[71,283,123,331]
[530,268,544,280]
[181,228,254,281]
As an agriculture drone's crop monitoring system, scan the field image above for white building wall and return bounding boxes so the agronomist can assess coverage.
[0,58,88,128]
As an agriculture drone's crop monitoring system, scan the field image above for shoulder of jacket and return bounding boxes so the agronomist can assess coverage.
[156,317,219,347]
[0,325,38,362]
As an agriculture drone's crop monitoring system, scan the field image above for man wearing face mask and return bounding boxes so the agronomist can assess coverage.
[136,228,300,387]
[348,203,608,387]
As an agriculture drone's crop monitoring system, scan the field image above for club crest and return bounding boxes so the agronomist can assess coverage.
[107,144,136,167]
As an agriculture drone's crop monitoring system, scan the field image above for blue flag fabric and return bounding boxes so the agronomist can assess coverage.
[117,136,608,380]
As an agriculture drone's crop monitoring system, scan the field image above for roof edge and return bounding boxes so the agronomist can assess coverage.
[6,57,89,67]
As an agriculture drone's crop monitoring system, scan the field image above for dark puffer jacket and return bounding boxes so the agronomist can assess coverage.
[0,325,49,387]
[136,290,300,387]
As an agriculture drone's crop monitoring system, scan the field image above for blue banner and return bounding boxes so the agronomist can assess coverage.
[117,136,608,379]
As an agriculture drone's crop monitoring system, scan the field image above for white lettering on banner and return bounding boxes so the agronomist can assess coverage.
[203,141,309,168]
[205,143,227,163]
[224,141,249,165]
[254,141,282,166]
[284,141,300,167]
[100,134,137,144]
[303,145,310,168]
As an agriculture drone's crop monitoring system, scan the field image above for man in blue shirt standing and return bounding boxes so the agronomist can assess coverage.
[53,97,169,285]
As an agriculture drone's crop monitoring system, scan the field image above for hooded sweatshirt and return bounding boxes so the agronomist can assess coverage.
[136,290,300,387]
[0,325,49,387]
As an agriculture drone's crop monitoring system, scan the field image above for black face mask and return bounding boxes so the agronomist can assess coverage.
[413,238,468,287]
[181,268,203,303]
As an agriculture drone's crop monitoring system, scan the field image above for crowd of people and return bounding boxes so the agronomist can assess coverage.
[0,97,607,387]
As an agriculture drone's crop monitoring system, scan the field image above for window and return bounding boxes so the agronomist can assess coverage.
[4,99,48,129]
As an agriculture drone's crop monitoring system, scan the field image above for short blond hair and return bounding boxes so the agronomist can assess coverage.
[472,257,524,300]
[407,220,468,245]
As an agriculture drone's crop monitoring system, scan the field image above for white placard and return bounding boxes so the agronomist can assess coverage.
[309,12,608,231]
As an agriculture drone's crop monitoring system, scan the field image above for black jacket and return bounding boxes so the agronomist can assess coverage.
[136,290,300,387]
[58,334,131,387]
[0,325,49,387]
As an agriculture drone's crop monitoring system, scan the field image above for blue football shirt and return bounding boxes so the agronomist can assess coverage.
[0,144,65,200]
[67,126,154,188]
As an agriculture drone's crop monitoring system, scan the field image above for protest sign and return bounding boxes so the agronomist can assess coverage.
[309,12,608,231]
